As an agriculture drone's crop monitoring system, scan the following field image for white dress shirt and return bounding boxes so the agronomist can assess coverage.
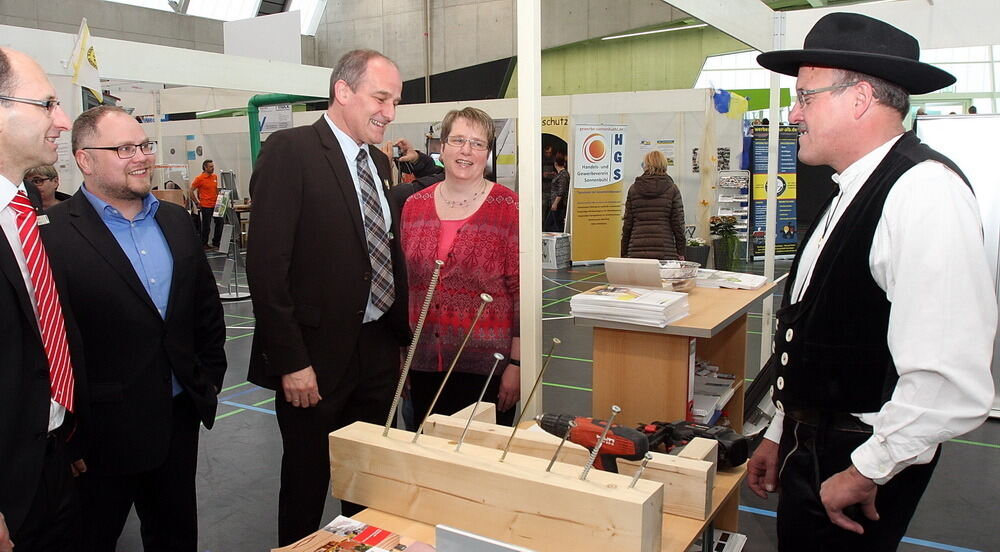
[1,175,66,432]
[323,114,394,323]
[764,134,997,485]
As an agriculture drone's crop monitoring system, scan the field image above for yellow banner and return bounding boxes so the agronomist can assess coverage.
[542,116,569,142]
[571,125,627,261]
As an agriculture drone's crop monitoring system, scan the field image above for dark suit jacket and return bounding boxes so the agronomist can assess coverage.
[43,191,226,476]
[246,117,410,393]
[0,184,85,535]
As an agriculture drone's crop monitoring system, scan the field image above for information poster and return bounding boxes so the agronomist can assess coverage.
[571,125,627,262]
[259,103,293,133]
[750,125,799,258]
[639,138,675,166]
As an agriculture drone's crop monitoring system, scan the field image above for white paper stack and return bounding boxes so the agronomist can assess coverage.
[695,269,767,290]
[692,372,738,424]
[570,285,689,328]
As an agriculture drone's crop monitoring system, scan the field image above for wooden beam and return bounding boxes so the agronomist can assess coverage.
[330,422,663,552]
[451,401,497,424]
[661,0,774,51]
[422,415,716,520]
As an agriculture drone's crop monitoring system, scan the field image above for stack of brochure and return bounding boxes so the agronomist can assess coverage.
[695,269,767,290]
[570,284,689,327]
[692,370,738,424]
[274,515,435,551]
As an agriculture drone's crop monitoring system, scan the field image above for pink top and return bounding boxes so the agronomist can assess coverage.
[436,216,471,261]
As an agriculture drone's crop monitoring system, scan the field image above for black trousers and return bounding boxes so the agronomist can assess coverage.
[543,207,566,233]
[274,317,399,546]
[409,369,516,428]
[78,393,202,552]
[776,417,939,552]
[11,424,82,551]
[199,207,223,247]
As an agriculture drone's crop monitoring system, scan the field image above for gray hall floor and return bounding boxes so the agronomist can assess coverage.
[117,251,1000,551]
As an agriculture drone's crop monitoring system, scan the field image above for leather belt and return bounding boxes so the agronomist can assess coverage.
[786,408,873,434]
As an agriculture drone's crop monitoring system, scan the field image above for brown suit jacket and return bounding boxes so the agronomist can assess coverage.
[246,117,410,394]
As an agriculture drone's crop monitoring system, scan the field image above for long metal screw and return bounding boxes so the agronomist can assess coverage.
[580,405,621,481]
[545,420,575,472]
[629,452,653,488]
[384,260,444,436]
[412,293,493,443]
[499,337,561,462]
[455,352,504,452]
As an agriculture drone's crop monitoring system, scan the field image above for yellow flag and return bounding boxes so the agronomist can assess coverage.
[725,92,748,120]
[68,18,102,102]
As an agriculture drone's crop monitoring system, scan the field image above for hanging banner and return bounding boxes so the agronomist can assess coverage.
[571,124,627,262]
[750,125,799,258]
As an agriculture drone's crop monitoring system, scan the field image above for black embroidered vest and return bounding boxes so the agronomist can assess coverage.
[771,132,970,413]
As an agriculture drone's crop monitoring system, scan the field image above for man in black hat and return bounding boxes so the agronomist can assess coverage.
[747,12,996,551]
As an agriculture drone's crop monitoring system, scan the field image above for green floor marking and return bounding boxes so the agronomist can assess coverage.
[542,271,606,293]
[948,438,1000,449]
[542,295,574,309]
[542,381,592,392]
[551,354,592,363]
[215,408,246,421]
[224,314,255,320]
[221,381,252,392]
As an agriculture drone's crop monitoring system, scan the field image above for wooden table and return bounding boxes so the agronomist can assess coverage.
[353,464,747,551]
[575,284,775,432]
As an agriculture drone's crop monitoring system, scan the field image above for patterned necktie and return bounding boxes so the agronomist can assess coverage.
[10,190,74,411]
[355,149,395,312]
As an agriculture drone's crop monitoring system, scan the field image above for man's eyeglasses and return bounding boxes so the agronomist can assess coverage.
[794,82,859,108]
[444,136,490,151]
[0,95,62,113]
[27,177,56,185]
[82,141,158,159]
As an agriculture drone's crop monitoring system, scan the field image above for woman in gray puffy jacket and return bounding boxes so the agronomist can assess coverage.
[620,150,686,260]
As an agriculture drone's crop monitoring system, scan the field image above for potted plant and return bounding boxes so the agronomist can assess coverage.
[709,215,739,270]
[685,237,710,267]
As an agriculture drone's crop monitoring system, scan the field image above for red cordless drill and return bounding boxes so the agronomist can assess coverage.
[535,413,649,473]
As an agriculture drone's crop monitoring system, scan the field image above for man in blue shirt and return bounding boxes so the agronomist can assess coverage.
[43,106,226,551]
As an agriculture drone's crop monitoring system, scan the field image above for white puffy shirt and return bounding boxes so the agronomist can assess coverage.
[763,134,997,485]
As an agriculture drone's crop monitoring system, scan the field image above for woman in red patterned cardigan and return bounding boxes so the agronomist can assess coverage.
[401,107,520,426]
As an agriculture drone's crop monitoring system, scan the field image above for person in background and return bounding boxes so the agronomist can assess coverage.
[189,158,222,249]
[544,152,569,232]
[620,150,686,261]
[388,137,445,211]
[24,164,69,210]
[968,105,977,114]
[541,143,556,221]
[748,13,996,551]
[401,106,520,427]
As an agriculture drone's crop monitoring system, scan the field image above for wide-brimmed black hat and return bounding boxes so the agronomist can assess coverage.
[757,12,954,94]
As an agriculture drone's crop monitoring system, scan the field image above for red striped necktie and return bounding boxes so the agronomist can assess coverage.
[9,190,74,412]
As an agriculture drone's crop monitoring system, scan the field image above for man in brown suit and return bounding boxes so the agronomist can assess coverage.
[246,49,410,545]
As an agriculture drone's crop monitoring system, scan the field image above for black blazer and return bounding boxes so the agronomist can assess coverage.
[43,191,226,475]
[246,117,410,393]
[0,185,85,535]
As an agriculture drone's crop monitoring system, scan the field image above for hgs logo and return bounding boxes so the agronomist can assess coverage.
[611,133,624,181]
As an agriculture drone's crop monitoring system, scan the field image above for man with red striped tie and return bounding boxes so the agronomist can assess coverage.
[0,47,82,551]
